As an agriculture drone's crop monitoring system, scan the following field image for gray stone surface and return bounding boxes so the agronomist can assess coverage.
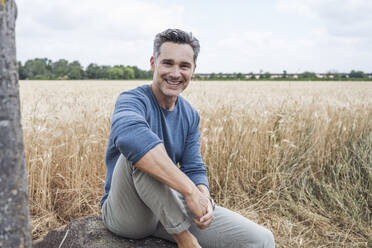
[0,0,32,247]
[33,216,177,248]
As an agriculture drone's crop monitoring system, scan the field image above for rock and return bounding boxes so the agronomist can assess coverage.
[33,216,177,248]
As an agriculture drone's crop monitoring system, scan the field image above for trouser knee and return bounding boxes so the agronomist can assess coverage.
[242,226,275,248]
[259,228,275,247]
[104,215,158,239]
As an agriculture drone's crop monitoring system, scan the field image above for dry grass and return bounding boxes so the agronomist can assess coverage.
[20,80,372,247]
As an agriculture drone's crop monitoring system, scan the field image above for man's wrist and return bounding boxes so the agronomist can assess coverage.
[183,184,199,198]
[196,184,215,210]
[208,197,216,210]
[196,184,210,197]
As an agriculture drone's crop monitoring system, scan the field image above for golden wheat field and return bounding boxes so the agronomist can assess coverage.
[20,80,372,247]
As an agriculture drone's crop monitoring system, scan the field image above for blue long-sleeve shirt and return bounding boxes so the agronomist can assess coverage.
[100,84,209,207]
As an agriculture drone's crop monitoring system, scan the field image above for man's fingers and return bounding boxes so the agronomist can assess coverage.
[193,215,212,224]
[195,203,214,229]
[200,200,213,222]
[202,217,214,228]
[200,210,213,222]
[186,187,210,219]
[196,202,214,229]
[194,216,214,230]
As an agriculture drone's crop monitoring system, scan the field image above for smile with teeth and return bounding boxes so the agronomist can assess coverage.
[165,79,182,86]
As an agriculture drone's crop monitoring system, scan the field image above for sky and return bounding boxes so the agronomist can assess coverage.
[16,0,372,73]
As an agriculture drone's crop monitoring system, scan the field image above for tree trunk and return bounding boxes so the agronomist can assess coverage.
[0,0,32,247]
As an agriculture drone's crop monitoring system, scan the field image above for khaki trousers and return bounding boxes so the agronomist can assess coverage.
[102,154,275,248]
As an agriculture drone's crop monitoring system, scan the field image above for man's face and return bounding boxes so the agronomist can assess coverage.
[151,42,196,98]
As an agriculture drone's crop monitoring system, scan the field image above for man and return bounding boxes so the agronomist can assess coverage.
[101,29,275,248]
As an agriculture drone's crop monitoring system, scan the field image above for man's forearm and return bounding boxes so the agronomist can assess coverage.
[134,143,211,222]
[134,143,197,197]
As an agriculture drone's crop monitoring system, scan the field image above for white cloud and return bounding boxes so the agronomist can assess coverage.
[198,24,370,73]
[199,31,293,73]
[270,0,372,72]
[277,0,372,38]
[16,0,192,68]
[14,0,372,73]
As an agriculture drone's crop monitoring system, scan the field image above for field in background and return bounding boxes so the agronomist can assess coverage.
[20,80,372,247]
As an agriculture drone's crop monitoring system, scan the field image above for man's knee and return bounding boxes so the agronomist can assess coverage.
[102,199,159,240]
[126,222,159,239]
[235,225,275,248]
[106,218,158,239]
[255,227,275,248]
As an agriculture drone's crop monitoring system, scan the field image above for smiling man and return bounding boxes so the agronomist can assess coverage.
[100,29,275,248]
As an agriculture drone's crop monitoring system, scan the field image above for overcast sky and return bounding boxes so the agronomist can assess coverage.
[16,0,372,73]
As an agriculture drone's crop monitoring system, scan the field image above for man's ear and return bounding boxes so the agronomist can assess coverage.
[192,64,197,75]
[150,56,155,72]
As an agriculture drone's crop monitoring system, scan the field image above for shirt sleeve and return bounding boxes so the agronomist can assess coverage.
[111,92,162,164]
[179,113,209,189]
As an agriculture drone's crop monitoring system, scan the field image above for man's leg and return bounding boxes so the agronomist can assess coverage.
[101,154,192,239]
[153,195,275,248]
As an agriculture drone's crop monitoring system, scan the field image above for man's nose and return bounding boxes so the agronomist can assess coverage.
[169,67,181,78]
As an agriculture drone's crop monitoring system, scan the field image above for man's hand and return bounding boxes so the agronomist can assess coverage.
[194,199,214,229]
[184,187,210,220]
[192,184,214,229]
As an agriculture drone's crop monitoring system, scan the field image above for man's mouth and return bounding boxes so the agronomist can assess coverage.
[165,79,182,86]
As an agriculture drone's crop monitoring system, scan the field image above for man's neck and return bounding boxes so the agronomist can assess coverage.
[150,84,177,111]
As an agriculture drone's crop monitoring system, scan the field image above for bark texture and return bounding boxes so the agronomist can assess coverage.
[0,0,32,247]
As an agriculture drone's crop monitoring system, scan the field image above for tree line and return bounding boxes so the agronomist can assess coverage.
[18,58,153,80]
[18,58,371,81]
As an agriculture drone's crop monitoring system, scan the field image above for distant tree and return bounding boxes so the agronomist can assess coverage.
[332,74,341,80]
[249,72,255,80]
[18,61,27,80]
[23,58,52,79]
[123,66,135,79]
[99,65,111,79]
[108,66,124,79]
[131,65,141,79]
[193,74,201,80]
[236,72,245,80]
[340,73,348,79]
[324,73,331,79]
[262,72,271,79]
[282,70,287,78]
[51,59,69,79]
[349,70,365,79]
[68,61,84,79]
[299,71,317,79]
[16,58,161,81]
[85,63,100,79]
[145,69,153,79]
[34,74,49,80]
[327,70,342,80]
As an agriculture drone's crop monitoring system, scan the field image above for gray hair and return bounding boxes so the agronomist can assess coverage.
[153,29,200,62]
